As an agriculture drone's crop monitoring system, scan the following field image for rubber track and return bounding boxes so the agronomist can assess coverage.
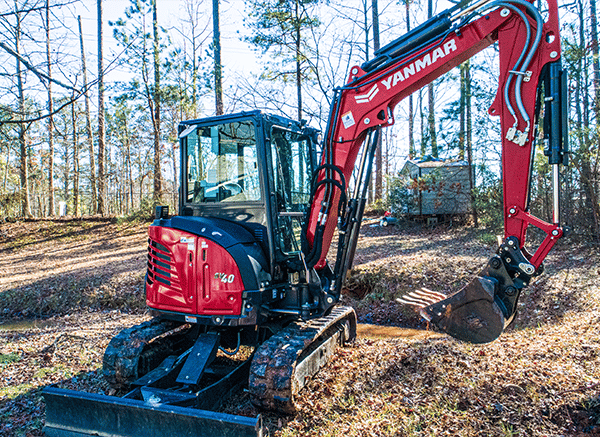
[103,318,182,389]
[248,306,356,414]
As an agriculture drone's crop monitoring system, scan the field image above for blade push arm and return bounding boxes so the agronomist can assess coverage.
[303,0,567,341]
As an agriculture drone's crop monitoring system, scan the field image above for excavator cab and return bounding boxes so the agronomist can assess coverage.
[144,111,322,329]
[44,112,338,437]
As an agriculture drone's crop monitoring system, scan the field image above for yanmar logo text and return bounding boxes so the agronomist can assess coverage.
[381,39,457,90]
[354,39,458,104]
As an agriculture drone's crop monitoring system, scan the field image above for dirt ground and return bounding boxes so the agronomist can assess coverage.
[1,218,599,436]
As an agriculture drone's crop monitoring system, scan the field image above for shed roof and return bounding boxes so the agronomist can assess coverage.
[401,155,470,171]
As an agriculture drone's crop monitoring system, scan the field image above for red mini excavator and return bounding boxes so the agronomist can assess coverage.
[44,0,568,435]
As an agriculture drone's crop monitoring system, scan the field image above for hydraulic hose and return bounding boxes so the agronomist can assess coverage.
[496,3,532,128]
[508,0,544,132]
[458,0,543,132]
[308,0,546,265]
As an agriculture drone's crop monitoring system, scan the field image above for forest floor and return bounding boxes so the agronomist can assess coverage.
[1,218,599,436]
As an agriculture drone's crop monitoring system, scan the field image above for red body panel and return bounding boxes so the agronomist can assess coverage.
[146,225,244,316]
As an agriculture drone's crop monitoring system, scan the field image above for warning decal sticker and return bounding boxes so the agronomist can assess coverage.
[341,111,355,129]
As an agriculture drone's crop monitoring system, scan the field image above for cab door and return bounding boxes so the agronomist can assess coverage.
[269,126,314,260]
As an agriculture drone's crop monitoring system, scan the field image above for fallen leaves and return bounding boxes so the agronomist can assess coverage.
[0,220,149,319]
[0,220,599,436]
[0,311,149,436]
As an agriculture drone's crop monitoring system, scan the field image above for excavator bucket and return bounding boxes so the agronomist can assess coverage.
[399,276,506,344]
[43,386,263,437]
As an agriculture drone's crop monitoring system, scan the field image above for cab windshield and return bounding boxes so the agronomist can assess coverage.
[185,120,260,203]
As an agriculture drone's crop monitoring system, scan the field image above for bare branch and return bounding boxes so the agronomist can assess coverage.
[0,41,80,92]
[0,90,84,125]
[0,0,78,18]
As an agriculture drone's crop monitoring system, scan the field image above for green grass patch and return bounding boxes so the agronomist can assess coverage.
[0,352,20,364]
[0,383,33,399]
[34,365,73,379]
[477,231,501,247]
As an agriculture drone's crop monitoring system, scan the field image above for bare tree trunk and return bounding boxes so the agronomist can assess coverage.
[428,86,437,157]
[46,0,54,217]
[127,137,134,214]
[406,0,414,159]
[78,16,97,214]
[185,0,200,119]
[572,0,585,228]
[363,0,369,62]
[213,0,223,115]
[63,127,70,215]
[362,0,373,203]
[295,0,303,121]
[582,5,593,226]
[586,0,600,237]
[172,144,178,210]
[466,60,472,154]
[190,18,197,119]
[372,0,382,201]
[129,165,134,213]
[427,0,437,157]
[97,0,106,215]
[152,0,162,205]
[28,141,35,215]
[458,62,466,160]
[72,93,80,216]
[465,60,477,227]
[16,1,31,218]
[419,88,426,156]
[592,0,600,112]
[3,145,10,193]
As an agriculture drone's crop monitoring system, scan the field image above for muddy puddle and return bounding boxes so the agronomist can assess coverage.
[356,323,441,340]
[0,318,59,331]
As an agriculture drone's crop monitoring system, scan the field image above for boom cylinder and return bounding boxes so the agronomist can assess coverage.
[361,11,453,73]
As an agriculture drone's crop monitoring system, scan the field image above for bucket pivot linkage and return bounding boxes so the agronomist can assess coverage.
[398,236,540,344]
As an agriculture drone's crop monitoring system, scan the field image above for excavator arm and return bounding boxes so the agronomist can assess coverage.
[303,0,568,343]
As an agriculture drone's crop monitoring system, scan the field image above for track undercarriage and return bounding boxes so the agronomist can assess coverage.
[43,306,357,437]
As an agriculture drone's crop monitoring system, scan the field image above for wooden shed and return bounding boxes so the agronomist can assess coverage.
[400,156,474,217]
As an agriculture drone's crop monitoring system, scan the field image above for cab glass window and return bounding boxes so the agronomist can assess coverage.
[271,127,312,255]
[271,128,312,211]
[185,120,260,203]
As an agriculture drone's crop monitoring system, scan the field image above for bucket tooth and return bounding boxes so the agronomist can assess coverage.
[420,276,505,344]
[396,287,447,307]
[417,287,447,300]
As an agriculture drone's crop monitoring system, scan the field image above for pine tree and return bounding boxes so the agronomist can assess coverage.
[246,0,321,121]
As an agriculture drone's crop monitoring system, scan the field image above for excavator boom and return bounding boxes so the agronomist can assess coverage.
[303,0,567,343]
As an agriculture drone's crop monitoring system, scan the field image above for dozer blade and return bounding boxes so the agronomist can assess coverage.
[400,277,505,344]
[43,386,263,437]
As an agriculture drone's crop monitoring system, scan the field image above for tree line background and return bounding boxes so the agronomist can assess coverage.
[0,0,599,240]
